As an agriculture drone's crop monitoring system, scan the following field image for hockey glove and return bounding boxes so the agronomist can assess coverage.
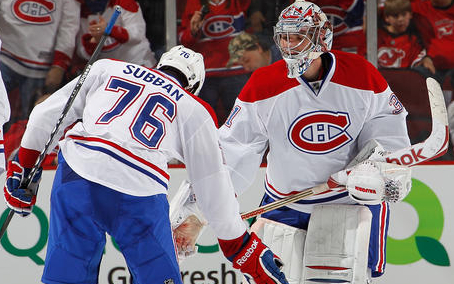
[3,149,42,217]
[219,232,288,284]
[346,160,385,205]
[170,180,207,261]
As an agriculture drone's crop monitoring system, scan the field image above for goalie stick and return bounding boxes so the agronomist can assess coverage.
[0,7,122,240]
[241,77,449,220]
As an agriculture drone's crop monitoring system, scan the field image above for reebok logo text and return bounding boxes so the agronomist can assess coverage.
[236,239,258,266]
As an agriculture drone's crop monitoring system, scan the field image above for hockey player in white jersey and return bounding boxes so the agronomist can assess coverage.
[219,1,412,283]
[3,46,288,284]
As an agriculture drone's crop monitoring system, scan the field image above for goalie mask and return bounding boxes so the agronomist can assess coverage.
[274,1,333,78]
[157,45,205,96]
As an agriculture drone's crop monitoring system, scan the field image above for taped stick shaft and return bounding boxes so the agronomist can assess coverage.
[241,184,329,219]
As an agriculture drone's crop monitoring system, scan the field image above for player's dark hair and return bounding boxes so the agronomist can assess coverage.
[158,66,189,89]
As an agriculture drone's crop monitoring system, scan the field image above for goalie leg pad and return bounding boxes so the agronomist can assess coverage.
[303,204,372,284]
[251,217,307,284]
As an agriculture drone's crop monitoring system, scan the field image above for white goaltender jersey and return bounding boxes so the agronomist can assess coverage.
[0,39,11,174]
[0,0,81,78]
[77,1,156,68]
[219,50,411,213]
[20,59,246,240]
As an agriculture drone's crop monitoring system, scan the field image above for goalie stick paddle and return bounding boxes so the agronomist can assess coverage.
[241,77,449,220]
[0,7,122,240]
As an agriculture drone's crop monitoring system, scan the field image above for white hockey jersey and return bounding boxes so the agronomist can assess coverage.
[0,39,11,174]
[0,0,81,78]
[21,59,246,240]
[219,50,411,213]
[77,1,156,68]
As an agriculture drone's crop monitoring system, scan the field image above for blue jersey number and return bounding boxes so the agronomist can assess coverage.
[98,77,176,148]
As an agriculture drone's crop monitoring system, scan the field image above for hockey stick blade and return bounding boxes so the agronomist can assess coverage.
[241,77,449,220]
[0,7,122,241]
[384,77,449,166]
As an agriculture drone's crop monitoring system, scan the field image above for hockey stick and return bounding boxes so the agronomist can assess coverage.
[241,77,449,220]
[0,7,122,240]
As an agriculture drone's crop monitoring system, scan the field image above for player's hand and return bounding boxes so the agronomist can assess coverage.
[89,15,107,43]
[173,215,204,260]
[190,10,203,36]
[45,66,65,93]
[219,232,289,284]
[3,156,42,217]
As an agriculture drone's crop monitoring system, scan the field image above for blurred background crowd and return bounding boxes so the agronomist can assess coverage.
[1,0,454,165]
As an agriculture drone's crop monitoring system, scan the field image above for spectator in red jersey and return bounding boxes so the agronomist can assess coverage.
[378,0,436,74]
[178,0,251,124]
[411,0,454,86]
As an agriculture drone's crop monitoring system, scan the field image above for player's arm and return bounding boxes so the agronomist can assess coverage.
[110,1,143,44]
[219,100,269,196]
[3,63,97,216]
[54,0,81,69]
[45,0,81,92]
[178,0,201,44]
[345,85,412,205]
[179,107,288,284]
[22,68,95,153]
[357,81,410,152]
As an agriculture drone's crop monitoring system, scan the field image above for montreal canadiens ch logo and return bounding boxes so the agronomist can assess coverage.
[13,0,55,24]
[203,15,235,39]
[288,111,352,154]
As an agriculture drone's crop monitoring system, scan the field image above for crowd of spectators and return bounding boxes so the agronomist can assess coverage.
[1,0,454,162]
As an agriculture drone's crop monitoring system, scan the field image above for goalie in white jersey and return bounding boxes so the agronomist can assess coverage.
[3,46,289,284]
[220,1,412,283]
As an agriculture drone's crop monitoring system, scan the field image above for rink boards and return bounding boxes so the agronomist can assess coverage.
[0,164,453,284]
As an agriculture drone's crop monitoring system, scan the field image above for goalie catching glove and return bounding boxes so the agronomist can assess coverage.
[218,232,288,284]
[3,148,42,216]
[345,159,412,205]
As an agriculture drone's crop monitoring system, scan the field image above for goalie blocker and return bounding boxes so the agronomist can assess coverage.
[252,204,378,284]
